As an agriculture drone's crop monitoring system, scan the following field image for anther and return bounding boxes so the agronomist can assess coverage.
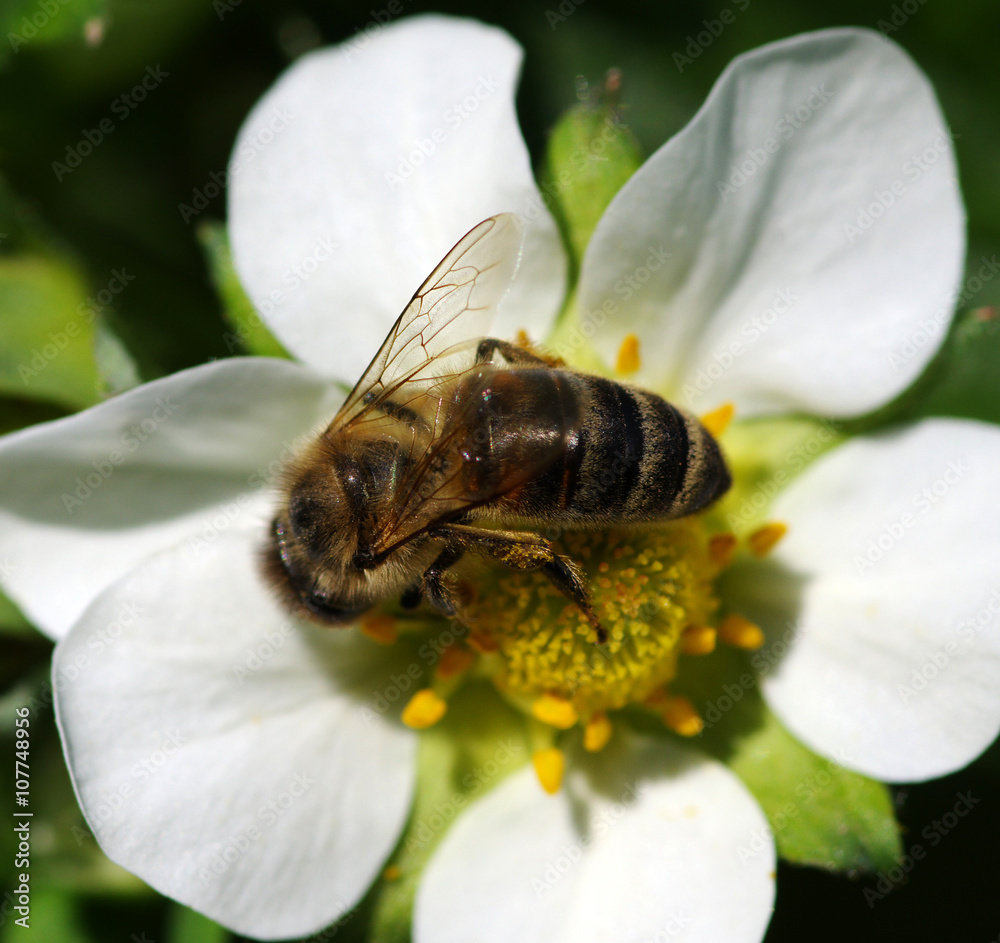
[718,613,765,650]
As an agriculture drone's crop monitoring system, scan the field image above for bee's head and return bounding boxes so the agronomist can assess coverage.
[260,440,370,625]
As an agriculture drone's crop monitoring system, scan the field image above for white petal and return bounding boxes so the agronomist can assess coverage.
[0,357,339,639]
[54,531,416,940]
[415,736,774,943]
[229,14,565,381]
[580,29,964,417]
[748,419,1000,781]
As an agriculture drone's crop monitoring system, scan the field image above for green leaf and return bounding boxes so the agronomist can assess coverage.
[542,74,643,279]
[720,707,901,873]
[369,682,530,943]
[0,255,104,409]
[197,222,292,360]
[166,903,231,943]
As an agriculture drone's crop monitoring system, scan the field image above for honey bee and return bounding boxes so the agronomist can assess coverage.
[263,214,730,643]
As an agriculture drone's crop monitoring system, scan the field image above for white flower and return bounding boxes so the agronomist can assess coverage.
[1,15,998,943]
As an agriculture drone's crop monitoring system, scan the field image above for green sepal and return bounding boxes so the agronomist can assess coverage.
[166,904,231,943]
[678,645,901,874]
[0,255,104,410]
[542,77,643,280]
[369,681,530,943]
[197,222,292,360]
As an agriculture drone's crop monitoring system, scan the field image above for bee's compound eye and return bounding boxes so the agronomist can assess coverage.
[302,591,365,626]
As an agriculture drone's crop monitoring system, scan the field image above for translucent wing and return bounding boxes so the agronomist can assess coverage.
[334,213,525,430]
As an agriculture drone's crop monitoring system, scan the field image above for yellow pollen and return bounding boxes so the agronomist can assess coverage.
[661,695,704,737]
[401,689,447,729]
[583,713,613,752]
[436,644,475,680]
[615,333,642,374]
[747,522,788,557]
[533,747,566,794]
[532,693,579,729]
[708,533,737,568]
[466,520,719,717]
[699,402,735,438]
[681,624,717,656]
[383,865,402,881]
[718,613,765,650]
[360,613,397,644]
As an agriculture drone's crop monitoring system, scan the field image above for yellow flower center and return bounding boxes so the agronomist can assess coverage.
[465,518,722,718]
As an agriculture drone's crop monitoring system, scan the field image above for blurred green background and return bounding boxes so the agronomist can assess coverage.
[1,0,998,941]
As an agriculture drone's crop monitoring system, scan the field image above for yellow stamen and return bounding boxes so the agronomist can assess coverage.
[615,333,641,374]
[383,865,402,881]
[747,522,788,557]
[532,693,579,730]
[699,402,735,438]
[436,644,475,680]
[708,533,737,568]
[681,624,717,656]
[532,747,566,794]
[661,695,704,737]
[718,613,765,650]
[401,689,447,729]
[583,713,613,752]
[360,613,397,644]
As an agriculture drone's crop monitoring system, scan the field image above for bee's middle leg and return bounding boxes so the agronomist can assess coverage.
[430,524,607,643]
[421,544,466,619]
